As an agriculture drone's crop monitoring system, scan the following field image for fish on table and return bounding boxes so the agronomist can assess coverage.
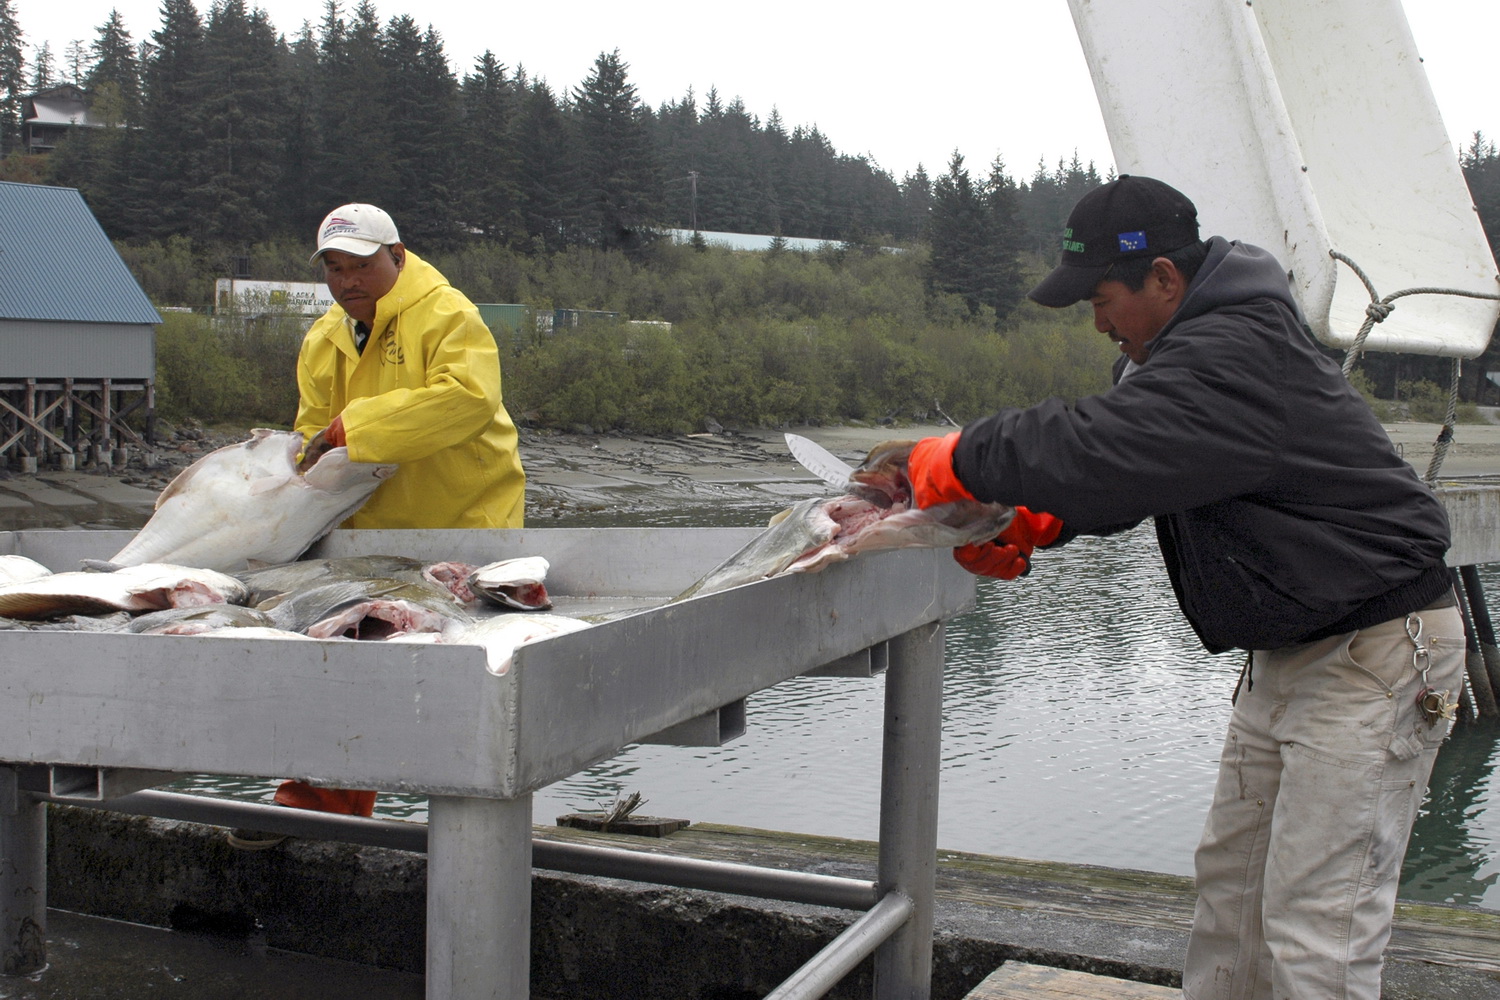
[467,556,553,611]
[258,577,473,639]
[237,555,429,605]
[0,564,250,620]
[108,429,396,573]
[676,444,1014,601]
[0,555,51,586]
[128,604,277,635]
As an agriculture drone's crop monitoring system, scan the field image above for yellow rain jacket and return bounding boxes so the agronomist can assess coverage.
[295,251,525,529]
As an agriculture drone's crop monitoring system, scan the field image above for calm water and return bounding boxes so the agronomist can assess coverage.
[161,488,1499,910]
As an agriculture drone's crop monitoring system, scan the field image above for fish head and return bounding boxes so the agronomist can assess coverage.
[299,446,398,492]
[850,440,916,506]
[247,428,306,471]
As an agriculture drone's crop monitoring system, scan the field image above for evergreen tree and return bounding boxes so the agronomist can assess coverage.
[85,10,142,119]
[571,49,660,250]
[927,150,1014,322]
[137,0,206,239]
[760,106,789,233]
[458,52,522,243]
[193,0,287,242]
[900,164,933,241]
[981,156,1027,322]
[279,23,325,235]
[28,42,53,91]
[378,18,458,246]
[1460,132,1500,403]
[513,79,578,252]
[653,87,702,229]
[62,38,86,83]
[313,0,390,211]
[45,9,140,230]
[783,125,838,239]
[0,0,23,155]
[694,94,760,232]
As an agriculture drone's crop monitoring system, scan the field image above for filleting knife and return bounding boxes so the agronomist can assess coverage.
[784,433,857,491]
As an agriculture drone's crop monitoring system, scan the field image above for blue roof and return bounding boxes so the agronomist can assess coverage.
[0,182,161,325]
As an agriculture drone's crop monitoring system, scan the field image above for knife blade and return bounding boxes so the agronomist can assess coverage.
[784,433,856,490]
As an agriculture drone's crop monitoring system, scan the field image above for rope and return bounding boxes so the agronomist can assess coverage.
[1329,250,1500,482]
[1424,357,1462,484]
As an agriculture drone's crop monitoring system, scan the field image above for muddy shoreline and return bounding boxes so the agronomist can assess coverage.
[0,419,1495,528]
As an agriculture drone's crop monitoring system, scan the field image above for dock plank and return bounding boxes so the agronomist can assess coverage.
[966,961,1177,999]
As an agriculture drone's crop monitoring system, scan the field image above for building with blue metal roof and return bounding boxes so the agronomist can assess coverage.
[0,181,160,469]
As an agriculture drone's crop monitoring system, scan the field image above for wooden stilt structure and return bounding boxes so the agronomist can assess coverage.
[0,380,155,471]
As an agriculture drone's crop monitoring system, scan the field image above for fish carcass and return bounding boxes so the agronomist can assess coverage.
[259,577,472,639]
[468,556,552,610]
[0,555,51,586]
[109,429,397,573]
[0,564,250,620]
[237,555,429,605]
[128,604,277,635]
[678,450,1014,599]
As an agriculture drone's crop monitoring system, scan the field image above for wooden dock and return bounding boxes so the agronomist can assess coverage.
[965,962,1176,999]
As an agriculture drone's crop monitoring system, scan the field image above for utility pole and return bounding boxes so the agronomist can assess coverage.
[687,171,699,231]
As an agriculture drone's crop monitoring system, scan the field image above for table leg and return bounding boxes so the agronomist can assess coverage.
[0,770,45,977]
[426,793,533,1000]
[873,622,944,999]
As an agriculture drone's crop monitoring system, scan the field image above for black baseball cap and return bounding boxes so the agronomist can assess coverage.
[1028,175,1200,307]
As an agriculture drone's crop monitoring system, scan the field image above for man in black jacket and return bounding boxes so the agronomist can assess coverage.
[890,175,1463,999]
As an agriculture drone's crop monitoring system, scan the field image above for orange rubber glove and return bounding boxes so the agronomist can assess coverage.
[954,541,1031,580]
[296,415,347,473]
[955,509,1065,580]
[960,509,1068,578]
[1001,507,1064,549]
[907,433,975,507]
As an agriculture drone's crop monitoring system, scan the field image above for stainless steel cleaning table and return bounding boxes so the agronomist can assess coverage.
[0,526,977,999]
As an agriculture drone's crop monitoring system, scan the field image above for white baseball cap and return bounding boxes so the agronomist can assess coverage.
[310,204,401,262]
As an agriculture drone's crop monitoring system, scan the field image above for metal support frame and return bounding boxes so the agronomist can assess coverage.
[0,770,45,976]
[0,626,946,997]
[427,794,533,1000]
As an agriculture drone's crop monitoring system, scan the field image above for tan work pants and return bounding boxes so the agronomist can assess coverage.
[1182,604,1465,1000]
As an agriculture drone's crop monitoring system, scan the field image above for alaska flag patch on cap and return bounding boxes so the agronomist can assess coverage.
[1117,230,1148,252]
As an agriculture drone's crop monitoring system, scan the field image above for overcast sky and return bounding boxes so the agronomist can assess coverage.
[12,0,1495,183]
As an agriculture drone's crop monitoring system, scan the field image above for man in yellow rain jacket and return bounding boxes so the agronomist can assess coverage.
[275,203,526,818]
[293,202,525,529]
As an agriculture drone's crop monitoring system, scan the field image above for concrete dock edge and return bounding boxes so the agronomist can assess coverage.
[41,806,1500,999]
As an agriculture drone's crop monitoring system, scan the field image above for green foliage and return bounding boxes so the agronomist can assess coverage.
[154,310,304,426]
[1347,370,1483,424]
[499,243,1117,433]
[925,152,1027,326]
[134,229,1125,433]
[154,313,257,422]
[115,235,207,306]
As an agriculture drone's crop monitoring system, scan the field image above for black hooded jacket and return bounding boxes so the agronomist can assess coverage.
[952,237,1451,653]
